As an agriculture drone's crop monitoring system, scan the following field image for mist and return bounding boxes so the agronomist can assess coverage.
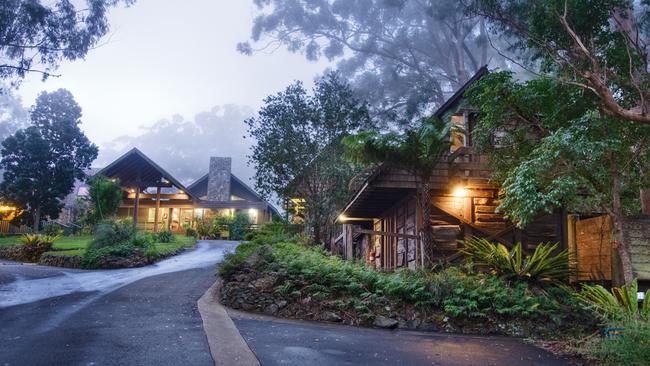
[97,104,255,185]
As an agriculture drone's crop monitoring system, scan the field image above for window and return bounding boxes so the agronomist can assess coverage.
[450,114,466,151]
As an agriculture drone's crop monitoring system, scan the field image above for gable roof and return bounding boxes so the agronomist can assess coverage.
[433,65,488,118]
[95,148,198,200]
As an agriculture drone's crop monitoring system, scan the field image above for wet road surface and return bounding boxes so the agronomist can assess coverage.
[0,240,237,366]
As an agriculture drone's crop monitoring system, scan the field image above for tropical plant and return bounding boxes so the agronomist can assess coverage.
[460,237,574,284]
[579,279,649,322]
[18,233,59,262]
[343,116,451,264]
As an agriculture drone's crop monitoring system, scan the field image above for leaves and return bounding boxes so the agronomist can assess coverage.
[461,237,575,284]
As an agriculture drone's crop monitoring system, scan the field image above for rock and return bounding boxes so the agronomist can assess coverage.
[321,311,342,322]
[418,321,438,332]
[402,319,422,330]
[301,296,312,305]
[373,316,399,329]
[252,276,277,290]
[276,300,288,309]
[264,304,279,315]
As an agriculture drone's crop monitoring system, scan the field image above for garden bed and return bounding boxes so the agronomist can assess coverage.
[218,231,595,339]
[0,233,196,269]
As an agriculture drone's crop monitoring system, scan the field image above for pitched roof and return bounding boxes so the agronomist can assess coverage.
[95,147,198,200]
[433,65,488,118]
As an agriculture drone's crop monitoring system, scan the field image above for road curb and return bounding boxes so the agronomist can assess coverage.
[198,278,261,366]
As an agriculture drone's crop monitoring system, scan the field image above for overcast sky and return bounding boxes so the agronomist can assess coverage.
[16,0,331,148]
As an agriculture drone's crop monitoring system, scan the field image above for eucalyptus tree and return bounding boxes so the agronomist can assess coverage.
[0,0,134,84]
[239,0,494,126]
[343,116,451,264]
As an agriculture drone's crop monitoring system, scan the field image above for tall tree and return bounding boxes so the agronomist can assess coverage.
[246,72,372,244]
[0,89,98,231]
[0,0,134,83]
[239,0,494,125]
[467,72,650,285]
[87,175,122,224]
[343,116,451,264]
[468,0,650,125]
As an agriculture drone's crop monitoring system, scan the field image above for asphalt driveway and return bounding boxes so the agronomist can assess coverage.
[229,310,574,366]
[0,240,237,366]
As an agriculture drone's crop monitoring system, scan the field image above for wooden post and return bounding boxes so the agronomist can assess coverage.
[133,187,140,230]
[167,208,173,230]
[153,185,161,232]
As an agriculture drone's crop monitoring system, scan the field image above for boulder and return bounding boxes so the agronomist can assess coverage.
[264,304,279,315]
[321,311,342,322]
[373,315,399,329]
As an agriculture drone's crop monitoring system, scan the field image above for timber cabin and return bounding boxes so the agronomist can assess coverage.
[93,148,278,232]
[334,67,650,284]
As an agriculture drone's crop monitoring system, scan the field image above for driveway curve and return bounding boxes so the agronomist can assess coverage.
[0,240,237,366]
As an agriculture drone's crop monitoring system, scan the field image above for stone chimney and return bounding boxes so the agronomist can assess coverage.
[207,157,231,201]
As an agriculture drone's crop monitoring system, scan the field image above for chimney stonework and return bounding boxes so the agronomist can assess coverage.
[207,157,231,201]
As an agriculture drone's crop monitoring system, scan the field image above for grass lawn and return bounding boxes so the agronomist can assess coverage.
[0,234,93,250]
[0,233,195,259]
[152,235,196,256]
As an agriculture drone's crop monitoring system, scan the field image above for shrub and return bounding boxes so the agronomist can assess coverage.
[230,212,252,240]
[155,230,173,243]
[42,222,64,236]
[183,224,197,238]
[91,218,134,249]
[81,242,137,268]
[460,237,575,284]
[579,279,649,322]
[586,319,650,366]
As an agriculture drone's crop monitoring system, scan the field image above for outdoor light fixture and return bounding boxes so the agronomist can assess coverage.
[452,186,467,197]
[338,214,347,222]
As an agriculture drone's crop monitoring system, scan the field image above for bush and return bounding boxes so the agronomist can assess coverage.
[586,319,650,366]
[230,212,252,240]
[91,218,135,249]
[81,242,138,268]
[579,279,649,322]
[183,224,197,238]
[155,230,173,243]
[460,237,575,284]
[42,222,64,236]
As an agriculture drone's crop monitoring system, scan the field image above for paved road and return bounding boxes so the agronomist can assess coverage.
[0,240,237,366]
[229,311,573,366]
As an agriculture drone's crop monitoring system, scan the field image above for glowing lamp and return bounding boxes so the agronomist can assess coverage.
[338,214,347,222]
[452,186,467,197]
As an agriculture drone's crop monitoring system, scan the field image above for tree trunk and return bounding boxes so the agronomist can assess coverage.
[32,206,41,232]
[417,179,435,266]
[641,188,650,215]
[611,158,635,285]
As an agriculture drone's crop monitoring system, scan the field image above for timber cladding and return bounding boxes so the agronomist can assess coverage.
[573,215,613,281]
[626,217,650,280]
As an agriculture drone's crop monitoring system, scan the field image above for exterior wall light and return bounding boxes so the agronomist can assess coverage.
[338,214,347,222]
[452,186,467,197]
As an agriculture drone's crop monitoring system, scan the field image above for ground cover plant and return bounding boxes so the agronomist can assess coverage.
[570,280,650,366]
[219,224,595,338]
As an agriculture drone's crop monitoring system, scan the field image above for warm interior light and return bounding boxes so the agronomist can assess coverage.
[178,190,184,194]
[452,186,467,197]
